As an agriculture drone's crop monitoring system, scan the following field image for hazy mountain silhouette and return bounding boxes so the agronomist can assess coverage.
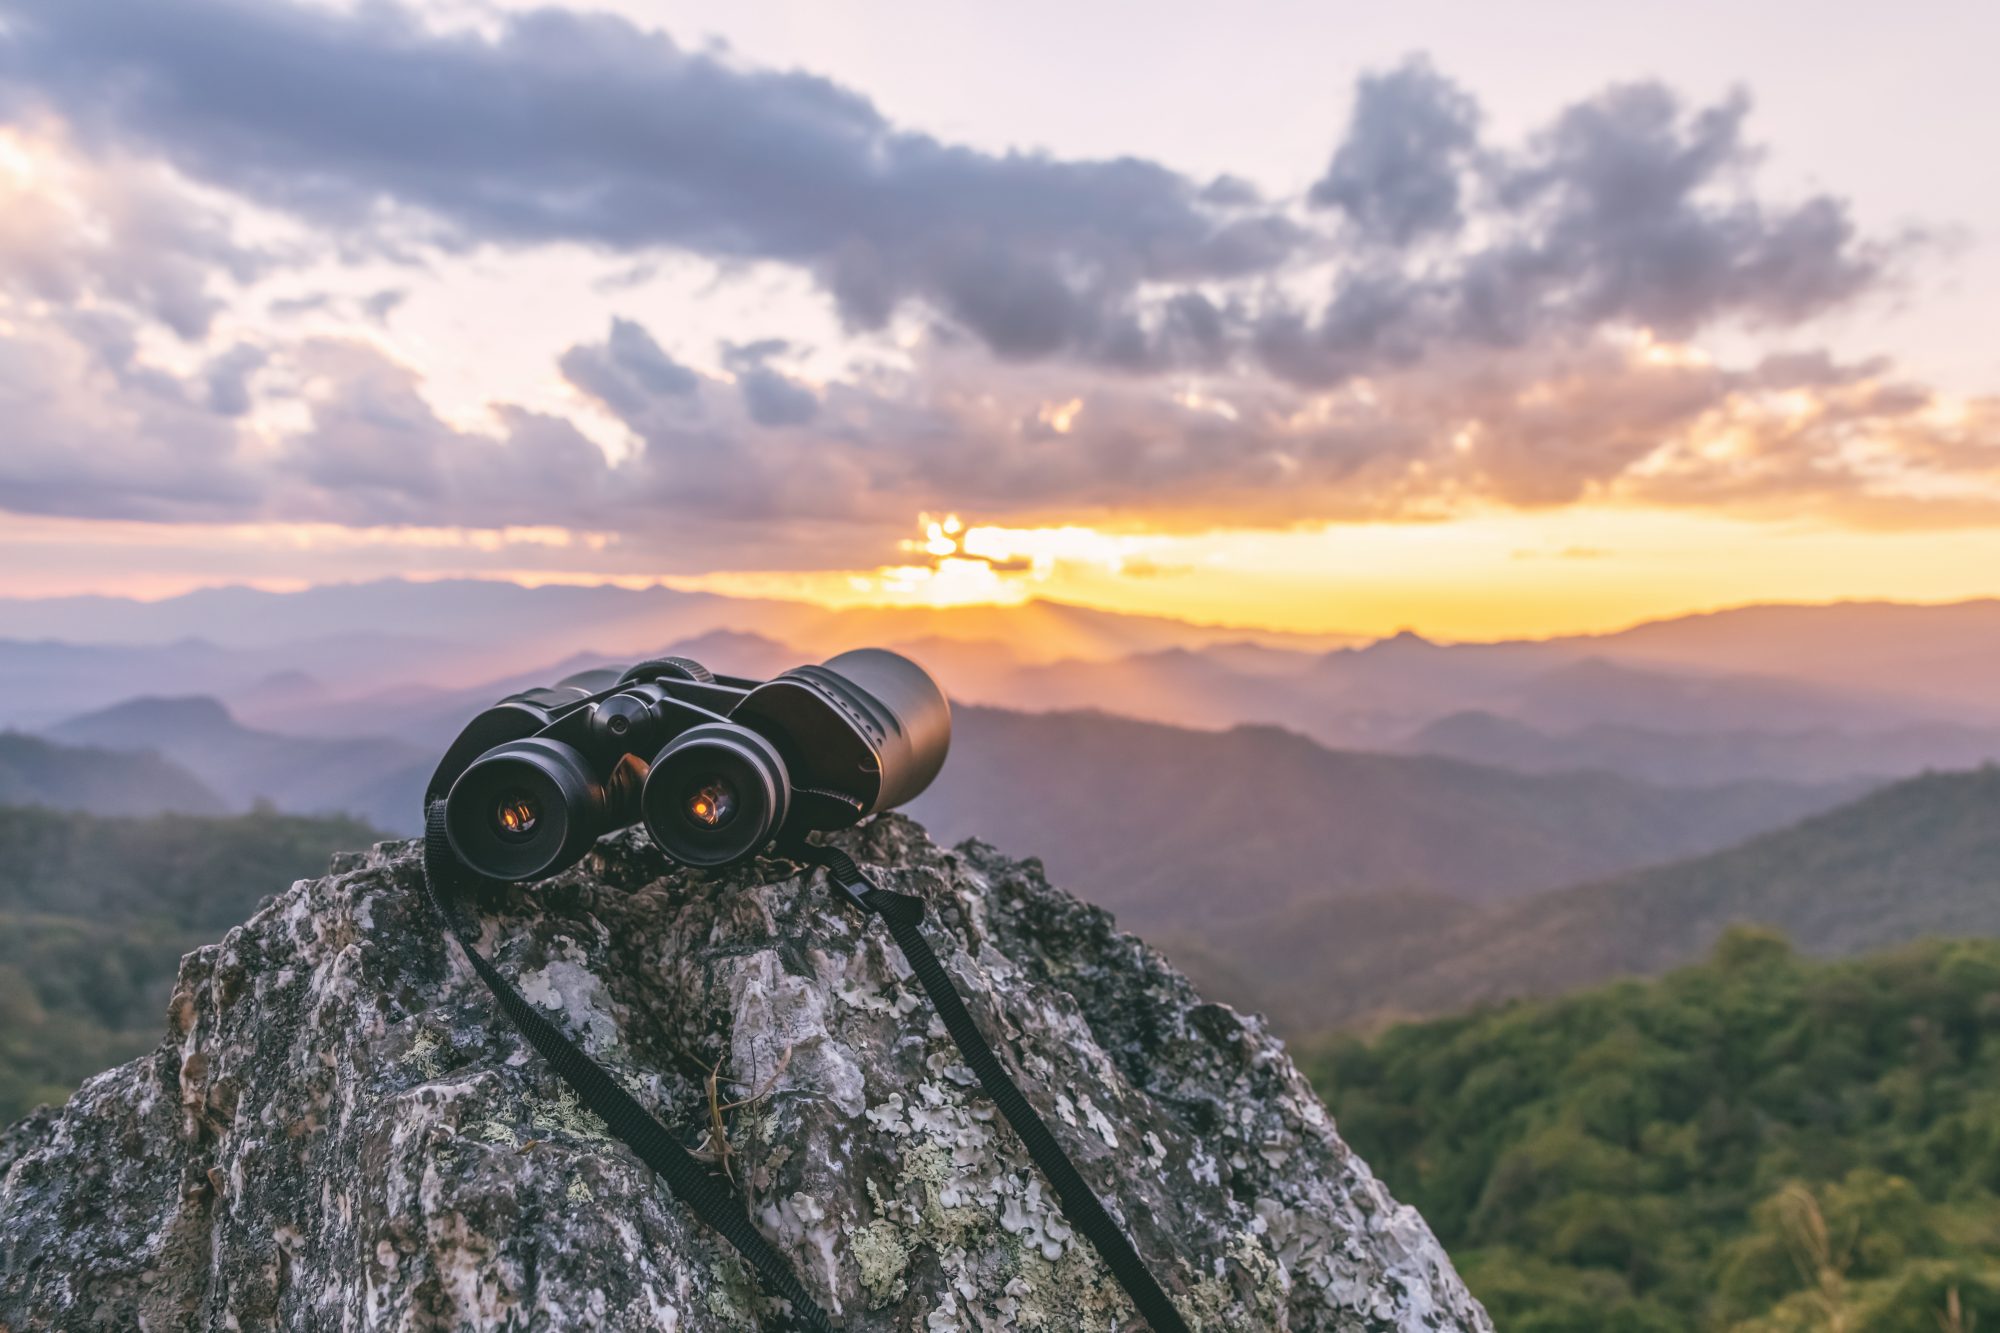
[1410,709,2000,786]
[8,586,1993,774]
[0,634,496,728]
[1240,766,2000,1030]
[907,705,1871,932]
[0,733,226,817]
[0,579,1354,669]
[1563,599,2000,720]
[48,697,427,831]
[250,629,811,750]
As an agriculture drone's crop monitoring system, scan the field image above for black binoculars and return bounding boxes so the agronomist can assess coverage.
[424,648,951,882]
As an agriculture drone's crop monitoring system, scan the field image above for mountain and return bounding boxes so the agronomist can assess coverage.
[1300,932,2000,1331]
[1567,598,2000,721]
[0,634,490,728]
[0,733,225,816]
[0,814,1487,1331]
[907,706,1870,933]
[1334,766,2000,1026]
[47,696,428,832]
[930,635,1927,757]
[1146,889,1481,1034]
[1409,709,2000,786]
[0,638,286,730]
[0,805,381,1121]
[0,578,1357,664]
[244,628,815,750]
[958,644,1324,731]
[10,587,1995,785]
[1502,655,1920,732]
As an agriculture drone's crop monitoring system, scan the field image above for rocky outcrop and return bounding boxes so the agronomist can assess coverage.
[0,814,1491,1331]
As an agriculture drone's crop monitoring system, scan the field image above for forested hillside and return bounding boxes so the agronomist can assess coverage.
[1348,766,2000,1025]
[0,732,225,816]
[1304,931,2000,1331]
[0,806,382,1121]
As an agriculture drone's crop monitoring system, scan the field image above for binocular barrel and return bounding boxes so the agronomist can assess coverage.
[432,648,950,882]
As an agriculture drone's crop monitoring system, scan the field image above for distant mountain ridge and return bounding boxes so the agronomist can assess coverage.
[6,585,1996,791]
[48,696,427,832]
[1366,765,2000,1022]
[1409,709,2000,786]
[0,732,225,817]
[1228,766,2000,1031]
[0,578,1358,661]
[1568,598,2000,715]
[908,705,1870,931]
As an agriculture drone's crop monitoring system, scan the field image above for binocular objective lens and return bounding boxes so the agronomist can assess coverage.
[684,777,738,829]
[493,790,541,839]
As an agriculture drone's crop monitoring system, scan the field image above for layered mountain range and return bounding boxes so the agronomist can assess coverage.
[1,579,1995,1040]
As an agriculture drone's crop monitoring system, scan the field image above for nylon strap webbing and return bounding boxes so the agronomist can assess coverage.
[801,844,1190,1333]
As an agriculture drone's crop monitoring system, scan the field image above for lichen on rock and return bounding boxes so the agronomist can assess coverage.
[0,813,1491,1331]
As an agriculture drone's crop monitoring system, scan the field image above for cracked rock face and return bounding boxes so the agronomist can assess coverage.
[0,814,1491,1331]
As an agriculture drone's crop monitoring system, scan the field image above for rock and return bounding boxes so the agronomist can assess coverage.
[0,814,1491,1331]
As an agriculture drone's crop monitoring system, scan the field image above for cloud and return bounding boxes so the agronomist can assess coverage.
[1,298,1994,567]
[279,340,620,528]
[0,310,261,521]
[0,0,1299,365]
[0,4,1902,387]
[722,341,819,427]
[1494,84,1882,332]
[202,342,266,416]
[0,117,262,338]
[558,317,701,425]
[0,9,1986,559]
[1309,57,1482,245]
[1261,76,1893,387]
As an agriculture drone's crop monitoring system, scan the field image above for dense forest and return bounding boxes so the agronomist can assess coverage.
[1303,929,2000,1331]
[0,805,382,1121]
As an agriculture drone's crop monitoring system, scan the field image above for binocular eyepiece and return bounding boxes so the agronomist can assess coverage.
[426,648,951,882]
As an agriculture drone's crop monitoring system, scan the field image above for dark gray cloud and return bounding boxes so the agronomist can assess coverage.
[202,343,266,416]
[0,0,1298,365]
[1494,85,1881,333]
[722,341,818,427]
[558,318,701,426]
[0,5,1899,390]
[1262,78,1891,387]
[1309,57,1481,245]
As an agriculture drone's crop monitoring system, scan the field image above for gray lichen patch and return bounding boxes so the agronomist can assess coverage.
[0,815,1491,1332]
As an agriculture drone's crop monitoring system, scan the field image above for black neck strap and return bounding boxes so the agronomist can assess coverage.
[417,802,1188,1333]
[419,802,841,1332]
[803,844,1191,1333]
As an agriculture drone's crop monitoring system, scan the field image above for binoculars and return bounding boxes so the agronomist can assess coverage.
[425,649,951,882]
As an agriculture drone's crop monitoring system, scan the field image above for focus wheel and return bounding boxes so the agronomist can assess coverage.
[620,656,715,685]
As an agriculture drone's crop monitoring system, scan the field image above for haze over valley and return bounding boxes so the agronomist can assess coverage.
[3,578,1995,1048]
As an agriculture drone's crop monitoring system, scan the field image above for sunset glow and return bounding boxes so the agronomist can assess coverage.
[650,508,2000,640]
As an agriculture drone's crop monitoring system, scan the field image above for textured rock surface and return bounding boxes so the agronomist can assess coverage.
[0,814,1491,1331]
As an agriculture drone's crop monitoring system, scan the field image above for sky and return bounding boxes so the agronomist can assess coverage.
[0,0,1996,640]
